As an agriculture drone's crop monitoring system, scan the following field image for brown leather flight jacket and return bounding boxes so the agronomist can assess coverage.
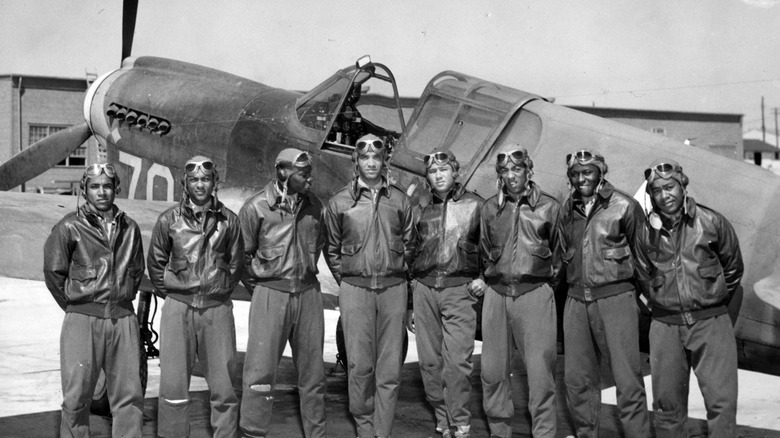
[411,183,484,288]
[44,204,145,318]
[634,197,743,324]
[147,198,243,308]
[324,178,416,289]
[479,181,563,297]
[560,180,644,301]
[239,181,325,293]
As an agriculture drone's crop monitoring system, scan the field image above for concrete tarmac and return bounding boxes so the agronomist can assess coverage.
[1,277,779,437]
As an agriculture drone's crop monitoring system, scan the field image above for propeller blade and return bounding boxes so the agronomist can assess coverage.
[122,0,139,62]
[0,123,91,191]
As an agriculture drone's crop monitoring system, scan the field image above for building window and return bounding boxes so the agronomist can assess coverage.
[28,125,87,167]
[651,127,666,136]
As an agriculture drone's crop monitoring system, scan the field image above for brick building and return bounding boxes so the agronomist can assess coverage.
[0,74,101,194]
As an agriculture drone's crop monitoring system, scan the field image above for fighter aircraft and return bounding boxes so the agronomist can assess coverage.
[1,0,778,390]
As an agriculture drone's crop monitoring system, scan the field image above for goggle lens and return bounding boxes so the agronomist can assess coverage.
[356,139,384,151]
[424,151,451,167]
[565,150,595,166]
[497,150,528,165]
[644,163,681,180]
[85,163,117,178]
[185,160,215,174]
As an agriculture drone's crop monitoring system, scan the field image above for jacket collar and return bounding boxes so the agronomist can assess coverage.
[79,202,121,223]
[264,180,309,212]
[570,179,615,213]
[179,195,224,219]
[657,196,697,229]
[499,180,541,210]
[432,182,466,203]
[349,176,389,200]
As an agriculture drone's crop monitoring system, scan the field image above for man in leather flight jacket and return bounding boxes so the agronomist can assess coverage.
[324,134,416,438]
[408,151,484,438]
[559,150,650,438]
[479,146,562,438]
[238,148,327,438]
[44,163,145,437]
[147,156,244,438]
[635,159,743,438]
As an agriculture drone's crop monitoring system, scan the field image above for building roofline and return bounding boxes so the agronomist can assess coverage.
[744,139,779,153]
[567,105,743,123]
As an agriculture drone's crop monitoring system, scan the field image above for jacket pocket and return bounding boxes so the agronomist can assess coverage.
[167,258,188,274]
[68,264,97,299]
[487,246,503,263]
[253,245,286,277]
[697,260,722,279]
[601,245,634,280]
[341,242,364,275]
[258,245,285,261]
[70,264,97,281]
[389,240,406,271]
[458,239,479,273]
[164,258,190,290]
[389,240,405,254]
[562,247,575,264]
[529,246,553,277]
[697,259,726,301]
[307,242,320,272]
[215,259,231,289]
[531,246,552,259]
[603,245,631,261]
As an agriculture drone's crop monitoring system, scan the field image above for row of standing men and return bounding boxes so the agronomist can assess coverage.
[43,133,742,438]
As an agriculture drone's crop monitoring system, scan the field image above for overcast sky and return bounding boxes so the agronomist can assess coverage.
[1,0,779,133]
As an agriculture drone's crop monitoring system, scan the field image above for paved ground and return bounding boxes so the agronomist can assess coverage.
[1,277,779,437]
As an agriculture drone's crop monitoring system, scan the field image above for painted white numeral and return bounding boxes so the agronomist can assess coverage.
[147,163,174,202]
[119,151,142,200]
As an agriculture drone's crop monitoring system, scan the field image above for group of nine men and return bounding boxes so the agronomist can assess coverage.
[44,133,743,438]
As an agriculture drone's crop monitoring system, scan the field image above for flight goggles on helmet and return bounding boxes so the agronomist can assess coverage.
[184,158,216,175]
[496,149,530,167]
[644,161,686,187]
[355,136,385,153]
[565,150,603,167]
[423,151,455,168]
[276,151,312,168]
[84,163,117,179]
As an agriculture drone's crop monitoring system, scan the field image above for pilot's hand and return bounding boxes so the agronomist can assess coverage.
[405,310,415,333]
[467,279,487,297]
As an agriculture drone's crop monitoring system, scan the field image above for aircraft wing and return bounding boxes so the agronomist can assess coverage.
[755,266,780,311]
[0,191,172,288]
[0,191,340,307]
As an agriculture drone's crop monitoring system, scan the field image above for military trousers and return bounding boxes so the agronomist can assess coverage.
[563,291,650,438]
[339,282,407,438]
[240,285,327,438]
[413,282,477,432]
[481,283,558,438]
[158,297,239,438]
[60,312,144,438]
[650,313,738,438]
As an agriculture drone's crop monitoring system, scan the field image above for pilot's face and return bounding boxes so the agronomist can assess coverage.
[287,166,313,195]
[357,151,384,184]
[650,177,685,216]
[568,163,600,197]
[427,163,456,196]
[185,170,215,206]
[499,164,529,197]
[84,174,116,213]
